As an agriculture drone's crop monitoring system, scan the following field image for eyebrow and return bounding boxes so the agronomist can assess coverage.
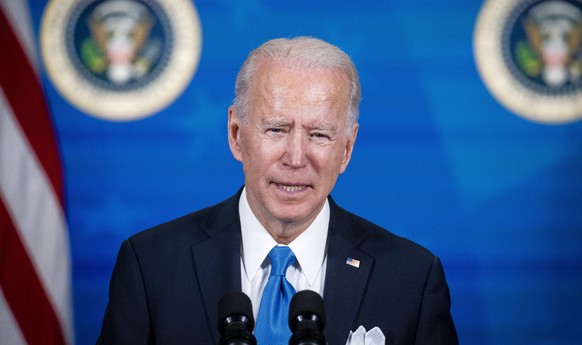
[310,124,336,132]
[261,117,289,127]
[261,117,338,133]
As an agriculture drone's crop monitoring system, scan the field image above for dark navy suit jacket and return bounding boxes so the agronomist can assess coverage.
[97,190,458,344]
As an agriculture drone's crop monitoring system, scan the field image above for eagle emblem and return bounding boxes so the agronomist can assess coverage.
[83,0,161,85]
[40,0,202,120]
[517,0,582,87]
[474,0,582,124]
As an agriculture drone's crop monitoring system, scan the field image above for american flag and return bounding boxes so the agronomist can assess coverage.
[0,1,73,344]
[346,257,361,268]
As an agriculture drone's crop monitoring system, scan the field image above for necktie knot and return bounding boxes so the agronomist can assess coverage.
[268,245,296,277]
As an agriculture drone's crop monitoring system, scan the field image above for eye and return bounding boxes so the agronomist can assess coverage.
[311,132,331,140]
[268,128,283,133]
[266,127,286,136]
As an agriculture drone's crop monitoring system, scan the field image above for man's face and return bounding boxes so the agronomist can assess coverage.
[228,61,358,242]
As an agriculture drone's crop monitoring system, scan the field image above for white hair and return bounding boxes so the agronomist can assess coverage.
[233,37,361,134]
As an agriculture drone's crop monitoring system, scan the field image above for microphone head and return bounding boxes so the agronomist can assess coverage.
[289,290,325,332]
[217,291,255,334]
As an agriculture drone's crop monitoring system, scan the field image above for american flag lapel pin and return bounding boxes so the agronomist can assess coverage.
[346,257,360,268]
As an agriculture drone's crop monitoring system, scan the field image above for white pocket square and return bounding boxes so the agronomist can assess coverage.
[345,325,385,345]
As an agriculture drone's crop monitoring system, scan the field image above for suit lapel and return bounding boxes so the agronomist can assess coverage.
[191,192,242,344]
[323,200,374,345]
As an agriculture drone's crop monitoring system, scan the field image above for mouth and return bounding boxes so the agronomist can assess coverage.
[274,183,310,193]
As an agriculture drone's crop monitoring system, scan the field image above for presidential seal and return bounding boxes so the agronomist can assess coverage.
[474,0,582,124]
[40,0,202,121]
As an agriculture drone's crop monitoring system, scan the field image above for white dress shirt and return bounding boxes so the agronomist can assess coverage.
[239,187,329,320]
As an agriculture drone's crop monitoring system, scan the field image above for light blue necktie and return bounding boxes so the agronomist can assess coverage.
[255,246,297,344]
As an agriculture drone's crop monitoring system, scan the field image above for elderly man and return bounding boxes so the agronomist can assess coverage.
[98,37,458,344]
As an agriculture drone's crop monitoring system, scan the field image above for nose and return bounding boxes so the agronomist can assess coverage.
[282,131,307,168]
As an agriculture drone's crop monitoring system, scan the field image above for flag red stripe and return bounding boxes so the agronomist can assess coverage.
[0,200,66,345]
[0,7,64,204]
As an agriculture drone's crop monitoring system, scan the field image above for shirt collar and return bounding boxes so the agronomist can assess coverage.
[239,187,329,286]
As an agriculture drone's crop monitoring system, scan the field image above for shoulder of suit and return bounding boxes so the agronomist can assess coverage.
[127,192,240,250]
[330,199,436,261]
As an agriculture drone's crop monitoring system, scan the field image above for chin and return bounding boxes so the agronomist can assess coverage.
[271,206,313,224]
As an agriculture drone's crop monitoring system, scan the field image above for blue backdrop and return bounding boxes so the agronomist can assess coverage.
[26,0,582,344]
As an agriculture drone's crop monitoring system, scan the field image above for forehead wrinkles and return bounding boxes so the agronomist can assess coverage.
[252,65,350,114]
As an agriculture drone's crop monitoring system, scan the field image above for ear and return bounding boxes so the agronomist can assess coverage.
[227,106,243,162]
[339,123,359,174]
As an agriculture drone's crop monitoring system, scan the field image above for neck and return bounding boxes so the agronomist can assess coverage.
[265,221,310,245]
[255,205,325,245]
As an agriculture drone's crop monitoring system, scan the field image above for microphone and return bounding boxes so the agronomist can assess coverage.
[217,292,257,345]
[288,290,326,345]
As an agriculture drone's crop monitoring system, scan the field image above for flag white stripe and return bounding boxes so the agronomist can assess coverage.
[0,90,73,344]
[0,287,27,345]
